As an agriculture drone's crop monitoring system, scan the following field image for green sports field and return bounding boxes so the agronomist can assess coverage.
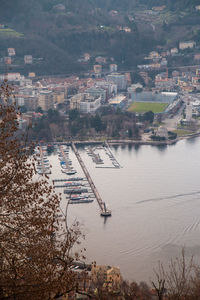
[128,102,168,113]
[0,28,23,38]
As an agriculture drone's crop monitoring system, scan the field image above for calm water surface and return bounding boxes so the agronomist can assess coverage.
[48,138,200,283]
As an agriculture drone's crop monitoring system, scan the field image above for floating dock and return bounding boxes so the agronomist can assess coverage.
[104,142,121,168]
[37,146,51,175]
[53,177,85,183]
[59,145,70,169]
[72,142,111,217]
[64,188,88,194]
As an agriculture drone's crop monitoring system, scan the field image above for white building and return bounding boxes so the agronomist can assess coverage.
[179,41,196,50]
[24,55,33,64]
[128,83,143,97]
[95,81,117,96]
[85,87,106,103]
[7,48,16,56]
[186,103,192,122]
[109,64,118,72]
[79,94,101,113]
[171,48,178,55]
[157,126,168,139]
[107,73,127,90]
[0,73,21,81]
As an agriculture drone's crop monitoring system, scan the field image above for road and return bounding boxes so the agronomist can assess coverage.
[162,107,184,131]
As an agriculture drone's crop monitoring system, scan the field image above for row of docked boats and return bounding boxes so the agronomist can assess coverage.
[68,194,93,204]
[63,176,94,204]
[104,147,120,168]
[58,146,77,175]
[35,146,51,175]
[85,146,104,165]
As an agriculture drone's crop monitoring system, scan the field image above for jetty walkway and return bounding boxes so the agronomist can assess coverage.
[105,142,121,168]
[39,146,51,174]
[71,142,111,217]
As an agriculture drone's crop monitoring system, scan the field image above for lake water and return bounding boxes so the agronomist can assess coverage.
[48,137,200,283]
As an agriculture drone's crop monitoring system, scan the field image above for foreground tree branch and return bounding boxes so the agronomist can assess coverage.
[0,82,83,299]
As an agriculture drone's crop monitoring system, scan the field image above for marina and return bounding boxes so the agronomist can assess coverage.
[72,142,111,217]
[37,140,200,282]
[64,140,200,282]
[51,142,122,215]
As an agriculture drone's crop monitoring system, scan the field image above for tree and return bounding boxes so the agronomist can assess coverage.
[135,87,143,93]
[36,106,43,113]
[91,114,105,132]
[143,111,154,123]
[152,249,195,300]
[0,82,83,299]
[69,109,79,121]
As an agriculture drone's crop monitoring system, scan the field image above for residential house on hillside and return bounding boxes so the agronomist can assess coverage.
[7,48,16,56]
[171,48,178,55]
[24,55,33,64]
[179,41,196,50]
[95,56,107,64]
[53,4,65,11]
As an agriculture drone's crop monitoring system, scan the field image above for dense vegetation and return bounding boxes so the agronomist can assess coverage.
[0,0,199,75]
[29,107,141,141]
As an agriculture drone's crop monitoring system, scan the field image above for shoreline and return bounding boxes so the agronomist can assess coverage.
[59,131,200,146]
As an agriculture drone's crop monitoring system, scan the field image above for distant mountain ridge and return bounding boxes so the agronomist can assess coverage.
[0,0,199,75]
[0,0,198,21]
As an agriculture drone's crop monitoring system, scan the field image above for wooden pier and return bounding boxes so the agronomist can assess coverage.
[38,146,51,174]
[53,178,86,183]
[59,145,70,168]
[72,142,111,217]
[105,142,121,168]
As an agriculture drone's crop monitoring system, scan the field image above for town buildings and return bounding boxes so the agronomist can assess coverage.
[93,64,102,75]
[85,87,107,103]
[109,64,118,72]
[70,93,101,113]
[107,73,127,90]
[38,90,54,111]
[91,264,122,292]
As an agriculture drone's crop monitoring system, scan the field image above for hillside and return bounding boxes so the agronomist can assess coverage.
[0,0,200,75]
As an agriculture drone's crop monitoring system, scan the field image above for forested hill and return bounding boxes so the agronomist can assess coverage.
[0,0,198,18]
[0,0,199,75]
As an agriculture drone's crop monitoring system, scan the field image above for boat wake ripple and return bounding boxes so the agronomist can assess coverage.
[120,233,181,257]
[183,218,200,234]
[136,190,200,204]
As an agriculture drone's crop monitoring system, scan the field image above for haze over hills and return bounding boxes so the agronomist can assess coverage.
[0,0,200,75]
